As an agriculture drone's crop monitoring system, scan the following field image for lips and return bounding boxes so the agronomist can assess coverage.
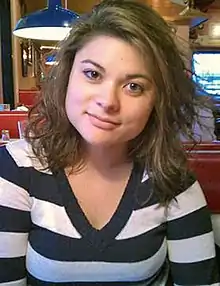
[88,113,119,125]
[87,113,120,130]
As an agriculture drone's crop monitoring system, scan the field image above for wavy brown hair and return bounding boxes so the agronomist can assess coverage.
[25,0,212,205]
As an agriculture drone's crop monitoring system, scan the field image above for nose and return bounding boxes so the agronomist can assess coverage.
[95,83,120,113]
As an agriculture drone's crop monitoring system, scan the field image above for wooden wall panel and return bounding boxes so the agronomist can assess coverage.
[22,0,183,16]
[24,0,99,14]
[24,0,217,17]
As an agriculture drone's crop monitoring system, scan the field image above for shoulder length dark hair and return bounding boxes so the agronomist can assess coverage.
[25,0,211,205]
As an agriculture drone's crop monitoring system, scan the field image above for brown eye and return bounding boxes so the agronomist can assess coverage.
[83,70,101,80]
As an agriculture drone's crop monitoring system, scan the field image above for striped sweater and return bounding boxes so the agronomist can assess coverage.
[0,139,219,285]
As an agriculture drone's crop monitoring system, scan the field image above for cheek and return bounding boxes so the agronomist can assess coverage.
[126,100,154,131]
[66,72,86,105]
[131,112,151,135]
[122,99,155,141]
[65,85,85,112]
[65,91,80,123]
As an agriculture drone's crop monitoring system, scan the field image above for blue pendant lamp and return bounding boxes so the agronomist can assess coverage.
[13,0,79,41]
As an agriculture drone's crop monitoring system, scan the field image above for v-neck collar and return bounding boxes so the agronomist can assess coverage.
[55,161,144,249]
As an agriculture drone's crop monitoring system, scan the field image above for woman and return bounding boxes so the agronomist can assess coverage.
[0,0,219,285]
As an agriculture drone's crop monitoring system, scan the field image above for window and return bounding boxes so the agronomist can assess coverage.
[192,51,220,100]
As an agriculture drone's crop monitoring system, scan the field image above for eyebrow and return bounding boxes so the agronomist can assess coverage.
[124,73,151,82]
[81,59,152,82]
[81,59,105,72]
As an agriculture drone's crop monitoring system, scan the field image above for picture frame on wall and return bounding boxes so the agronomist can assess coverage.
[21,40,33,77]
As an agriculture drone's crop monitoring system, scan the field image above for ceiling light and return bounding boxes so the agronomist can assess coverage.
[13,0,79,41]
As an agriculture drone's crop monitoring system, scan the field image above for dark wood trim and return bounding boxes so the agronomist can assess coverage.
[192,46,220,52]
[0,0,14,109]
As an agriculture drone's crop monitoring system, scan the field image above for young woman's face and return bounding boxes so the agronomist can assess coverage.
[65,35,155,148]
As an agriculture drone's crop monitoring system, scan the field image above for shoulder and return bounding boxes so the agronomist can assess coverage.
[2,139,51,174]
[1,139,32,166]
[167,176,208,221]
[0,139,51,196]
[0,140,31,194]
[138,169,206,211]
[0,140,33,211]
[0,139,51,190]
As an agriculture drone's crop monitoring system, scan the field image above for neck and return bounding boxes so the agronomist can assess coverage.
[85,144,129,171]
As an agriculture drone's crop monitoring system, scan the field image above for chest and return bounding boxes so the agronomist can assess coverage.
[66,170,131,230]
[28,165,168,283]
[28,196,167,283]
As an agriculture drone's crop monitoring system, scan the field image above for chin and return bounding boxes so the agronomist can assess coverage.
[76,126,127,147]
[83,136,116,147]
[77,126,112,144]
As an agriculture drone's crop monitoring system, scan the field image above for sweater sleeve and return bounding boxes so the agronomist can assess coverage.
[0,146,31,285]
[166,179,220,285]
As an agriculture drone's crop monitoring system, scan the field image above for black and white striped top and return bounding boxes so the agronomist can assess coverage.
[0,140,219,285]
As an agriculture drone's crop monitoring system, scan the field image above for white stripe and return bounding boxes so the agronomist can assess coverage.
[0,177,32,211]
[31,198,81,239]
[6,139,34,167]
[211,214,220,247]
[116,203,165,239]
[6,140,51,174]
[141,169,149,182]
[0,232,28,258]
[0,278,26,285]
[167,181,207,221]
[167,232,215,263]
[27,240,167,282]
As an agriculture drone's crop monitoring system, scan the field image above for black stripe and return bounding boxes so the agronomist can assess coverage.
[134,178,158,209]
[134,172,197,211]
[176,172,197,196]
[215,244,220,274]
[170,258,219,284]
[104,224,166,262]
[167,206,212,240]
[27,272,157,285]
[0,147,30,190]
[29,223,166,262]
[0,257,26,282]
[29,169,64,206]
[0,205,30,232]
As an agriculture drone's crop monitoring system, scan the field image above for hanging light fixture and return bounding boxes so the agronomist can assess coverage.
[13,0,80,41]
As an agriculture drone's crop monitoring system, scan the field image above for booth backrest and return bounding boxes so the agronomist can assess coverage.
[18,90,40,107]
[0,111,28,138]
[185,143,220,269]
[187,150,220,213]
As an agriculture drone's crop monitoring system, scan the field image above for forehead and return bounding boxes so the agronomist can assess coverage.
[74,35,152,74]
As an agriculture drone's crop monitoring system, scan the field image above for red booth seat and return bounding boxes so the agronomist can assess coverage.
[187,143,220,269]
[18,90,40,107]
[184,142,220,213]
[187,151,220,213]
[0,111,28,139]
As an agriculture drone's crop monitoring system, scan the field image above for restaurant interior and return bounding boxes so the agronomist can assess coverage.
[0,0,220,214]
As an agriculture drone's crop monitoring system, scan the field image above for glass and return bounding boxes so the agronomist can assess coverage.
[1,130,10,141]
[17,120,27,139]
